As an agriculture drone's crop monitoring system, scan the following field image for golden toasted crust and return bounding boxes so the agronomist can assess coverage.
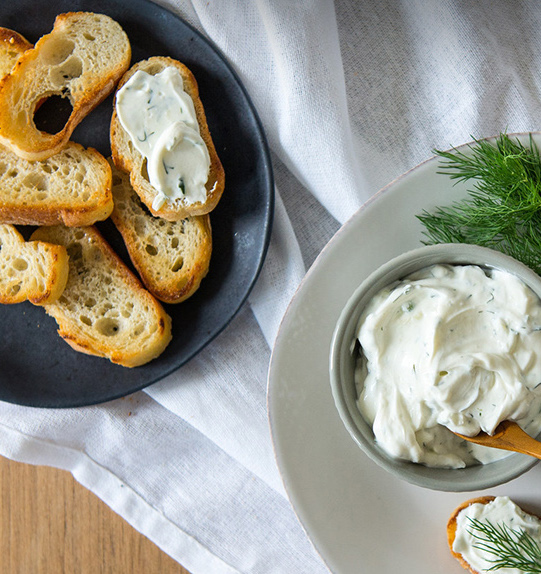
[30,225,172,367]
[447,496,498,574]
[0,223,69,305]
[0,28,32,79]
[0,12,131,160]
[109,162,212,303]
[110,56,225,221]
[0,28,32,51]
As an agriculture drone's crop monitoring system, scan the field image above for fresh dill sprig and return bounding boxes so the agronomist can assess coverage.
[417,133,541,274]
[466,516,541,572]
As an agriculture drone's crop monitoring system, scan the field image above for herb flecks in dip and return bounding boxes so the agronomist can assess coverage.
[356,263,541,468]
[115,67,210,211]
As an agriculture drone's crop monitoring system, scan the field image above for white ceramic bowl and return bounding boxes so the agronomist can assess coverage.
[329,243,541,491]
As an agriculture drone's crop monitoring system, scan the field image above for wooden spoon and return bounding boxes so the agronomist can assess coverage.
[453,420,541,459]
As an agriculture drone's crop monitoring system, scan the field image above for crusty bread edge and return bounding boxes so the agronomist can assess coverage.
[110,56,225,220]
[0,28,33,53]
[30,243,70,305]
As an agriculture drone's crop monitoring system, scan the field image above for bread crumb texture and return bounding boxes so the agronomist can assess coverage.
[110,164,212,303]
[31,225,172,367]
[0,142,113,226]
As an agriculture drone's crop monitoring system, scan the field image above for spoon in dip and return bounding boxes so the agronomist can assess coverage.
[453,420,541,459]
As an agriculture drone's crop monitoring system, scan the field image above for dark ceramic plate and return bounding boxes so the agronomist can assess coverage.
[0,0,274,407]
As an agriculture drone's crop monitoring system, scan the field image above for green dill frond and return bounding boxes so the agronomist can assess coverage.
[417,133,541,274]
[466,516,541,572]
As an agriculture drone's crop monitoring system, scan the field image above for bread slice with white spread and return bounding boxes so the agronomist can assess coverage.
[110,162,212,303]
[0,27,32,79]
[110,56,225,221]
[31,225,172,367]
[0,12,131,161]
[0,141,114,226]
[448,496,541,573]
[0,223,68,305]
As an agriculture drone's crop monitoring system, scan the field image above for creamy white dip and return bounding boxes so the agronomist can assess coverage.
[453,496,541,574]
[115,67,210,211]
[356,263,541,468]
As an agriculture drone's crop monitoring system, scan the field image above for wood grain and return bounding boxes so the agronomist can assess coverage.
[0,455,191,574]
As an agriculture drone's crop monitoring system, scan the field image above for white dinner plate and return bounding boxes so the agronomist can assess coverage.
[268,133,541,574]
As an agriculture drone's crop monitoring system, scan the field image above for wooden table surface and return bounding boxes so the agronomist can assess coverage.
[0,455,191,574]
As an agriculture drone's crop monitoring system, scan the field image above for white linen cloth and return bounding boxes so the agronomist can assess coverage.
[2,1,541,572]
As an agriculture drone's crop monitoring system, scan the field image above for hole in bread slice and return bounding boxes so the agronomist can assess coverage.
[140,158,149,182]
[67,242,83,262]
[22,173,47,191]
[12,258,28,271]
[33,92,74,135]
[52,56,83,85]
[95,318,120,337]
[40,37,75,66]
[171,256,184,273]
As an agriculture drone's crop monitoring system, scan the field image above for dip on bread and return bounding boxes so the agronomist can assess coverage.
[452,496,541,574]
[115,66,211,211]
[356,263,541,468]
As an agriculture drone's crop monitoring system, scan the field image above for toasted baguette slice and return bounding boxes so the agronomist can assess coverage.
[31,225,172,367]
[0,12,131,161]
[110,56,225,221]
[110,163,212,303]
[0,28,32,79]
[0,141,113,226]
[0,223,68,305]
[447,496,541,573]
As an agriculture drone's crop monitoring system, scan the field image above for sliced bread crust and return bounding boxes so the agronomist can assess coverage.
[110,56,225,221]
[0,12,131,161]
[31,225,172,367]
[0,141,114,226]
[0,27,32,79]
[110,163,212,304]
[0,223,68,305]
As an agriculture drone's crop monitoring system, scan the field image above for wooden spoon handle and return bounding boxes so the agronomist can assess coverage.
[496,421,541,459]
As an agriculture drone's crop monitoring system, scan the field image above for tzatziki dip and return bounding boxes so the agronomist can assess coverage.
[356,263,541,468]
